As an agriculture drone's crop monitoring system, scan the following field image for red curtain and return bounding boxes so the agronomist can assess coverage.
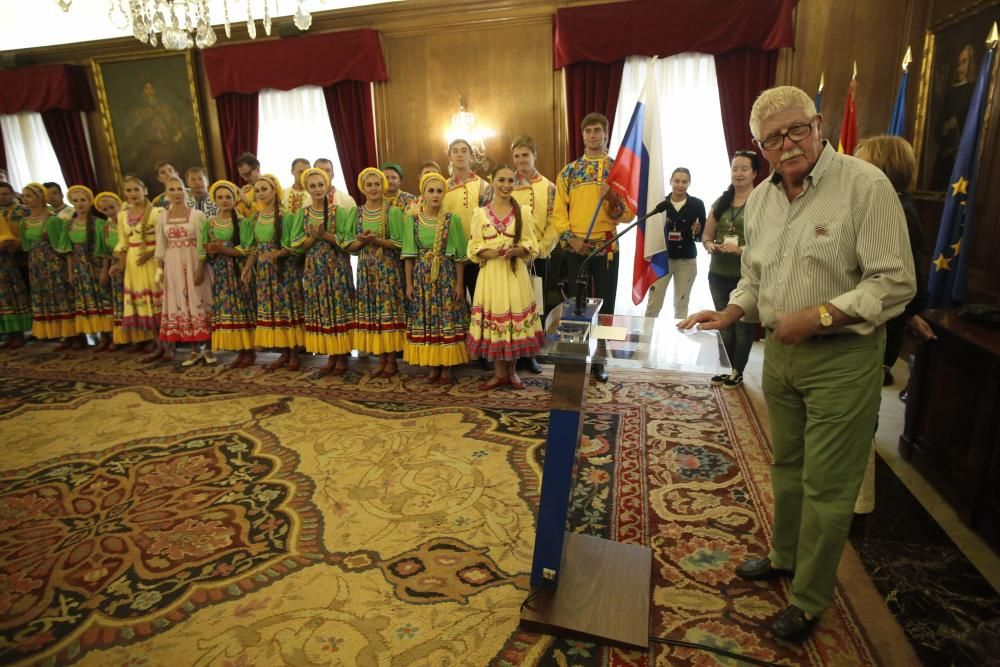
[0,64,94,114]
[553,0,795,68]
[564,60,625,162]
[41,109,97,189]
[215,92,259,183]
[323,81,377,203]
[203,29,387,96]
[714,49,779,184]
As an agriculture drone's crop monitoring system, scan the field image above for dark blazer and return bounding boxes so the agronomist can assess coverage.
[663,196,706,260]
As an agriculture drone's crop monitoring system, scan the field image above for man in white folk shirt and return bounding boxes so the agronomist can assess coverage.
[678,85,915,642]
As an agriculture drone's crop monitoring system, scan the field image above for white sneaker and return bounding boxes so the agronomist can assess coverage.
[181,351,204,367]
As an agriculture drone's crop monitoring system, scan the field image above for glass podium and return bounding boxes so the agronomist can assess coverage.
[520,299,730,649]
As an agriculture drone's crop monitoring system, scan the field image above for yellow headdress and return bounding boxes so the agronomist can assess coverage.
[357,167,388,192]
[419,171,446,194]
[299,167,330,192]
[209,179,240,202]
[66,184,95,201]
[94,191,123,207]
[23,182,46,206]
[254,174,284,206]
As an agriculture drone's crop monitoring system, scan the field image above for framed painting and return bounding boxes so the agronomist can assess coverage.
[91,51,208,192]
[913,0,1000,196]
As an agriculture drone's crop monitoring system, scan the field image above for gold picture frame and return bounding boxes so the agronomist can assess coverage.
[912,0,1000,197]
[91,51,208,193]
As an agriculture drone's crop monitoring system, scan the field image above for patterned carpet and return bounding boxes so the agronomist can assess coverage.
[0,345,892,666]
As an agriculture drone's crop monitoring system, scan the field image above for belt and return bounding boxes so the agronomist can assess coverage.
[765,327,861,342]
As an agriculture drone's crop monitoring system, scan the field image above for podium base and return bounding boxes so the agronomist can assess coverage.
[519,532,651,650]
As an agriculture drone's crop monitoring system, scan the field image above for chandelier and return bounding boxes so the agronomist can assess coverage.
[54,0,314,50]
[445,96,492,174]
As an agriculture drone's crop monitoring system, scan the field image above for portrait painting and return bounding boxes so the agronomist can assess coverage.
[915,2,1000,193]
[92,52,207,192]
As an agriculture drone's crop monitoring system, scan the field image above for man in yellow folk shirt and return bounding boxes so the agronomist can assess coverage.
[511,134,559,375]
[235,152,261,218]
[442,139,492,302]
[551,112,627,382]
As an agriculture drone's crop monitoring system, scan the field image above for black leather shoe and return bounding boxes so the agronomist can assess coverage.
[522,357,543,374]
[770,605,818,643]
[591,364,608,383]
[735,557,793,581]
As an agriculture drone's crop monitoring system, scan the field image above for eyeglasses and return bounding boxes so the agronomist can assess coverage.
[756,117,817,151]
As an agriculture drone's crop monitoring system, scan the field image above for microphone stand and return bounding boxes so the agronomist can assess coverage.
[573,199,670,315]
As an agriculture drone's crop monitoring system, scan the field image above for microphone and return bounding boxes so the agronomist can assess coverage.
[573,198,671,315]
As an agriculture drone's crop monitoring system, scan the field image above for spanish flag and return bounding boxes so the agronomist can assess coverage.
[838,61,858,155]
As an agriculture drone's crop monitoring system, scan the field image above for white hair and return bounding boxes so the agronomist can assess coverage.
[749,86,817,140]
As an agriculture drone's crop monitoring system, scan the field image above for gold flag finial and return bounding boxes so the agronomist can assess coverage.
[852,60,858,79]
[988,22,998,48]
[902,46,912,72]
[818,72,824,92]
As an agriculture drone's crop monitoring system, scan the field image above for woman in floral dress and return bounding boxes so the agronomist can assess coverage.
[299,167,356,376]
[114,176,164,359]
[0,199,31,349]
[18,182,75,345]
[201,180,257,369]
[95,191,125,350]
[402,172,469,384]
[346,167,406,378]
[466,165,545,389]
[65,185,114,352]
[241,174,306,371]
[155,175,213,366]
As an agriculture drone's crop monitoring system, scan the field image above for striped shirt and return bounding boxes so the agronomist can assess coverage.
[728,142,916,335]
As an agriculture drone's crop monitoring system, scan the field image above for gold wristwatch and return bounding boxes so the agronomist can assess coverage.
[818,304,833,327]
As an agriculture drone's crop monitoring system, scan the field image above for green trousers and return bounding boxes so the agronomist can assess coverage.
[761,329,884,616]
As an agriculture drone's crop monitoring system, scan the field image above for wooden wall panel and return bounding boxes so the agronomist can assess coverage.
[783,0,919,145]
[783,0,999,305]
[376,17,557,194]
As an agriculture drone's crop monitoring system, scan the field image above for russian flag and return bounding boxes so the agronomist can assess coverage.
[606,67,668,305]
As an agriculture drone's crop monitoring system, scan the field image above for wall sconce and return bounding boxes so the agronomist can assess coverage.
[444,95,492,174]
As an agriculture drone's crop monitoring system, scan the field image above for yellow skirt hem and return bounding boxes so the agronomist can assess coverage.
[75,315,113,335]
[113,327,155,344]
[403,341,469,367]
[255,327,305,349]
[33,320,77,339]
[304,332,354,355]
[354,331,405,355]
[213,330,255,351]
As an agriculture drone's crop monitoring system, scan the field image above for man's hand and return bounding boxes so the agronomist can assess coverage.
[567,237,590,255]
[677,309,736,331]
[906,314,937,342]
[772,307,821,345]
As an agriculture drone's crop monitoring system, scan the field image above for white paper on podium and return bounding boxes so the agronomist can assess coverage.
[593,325,628,341]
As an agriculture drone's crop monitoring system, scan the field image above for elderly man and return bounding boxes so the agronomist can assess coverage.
[678,86,915,642]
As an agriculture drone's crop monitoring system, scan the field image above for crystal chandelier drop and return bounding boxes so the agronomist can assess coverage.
[55,0,314,50]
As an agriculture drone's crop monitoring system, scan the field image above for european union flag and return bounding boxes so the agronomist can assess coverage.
[889,47,912,136]
[928,38,996,307]
[888,69,908,135]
